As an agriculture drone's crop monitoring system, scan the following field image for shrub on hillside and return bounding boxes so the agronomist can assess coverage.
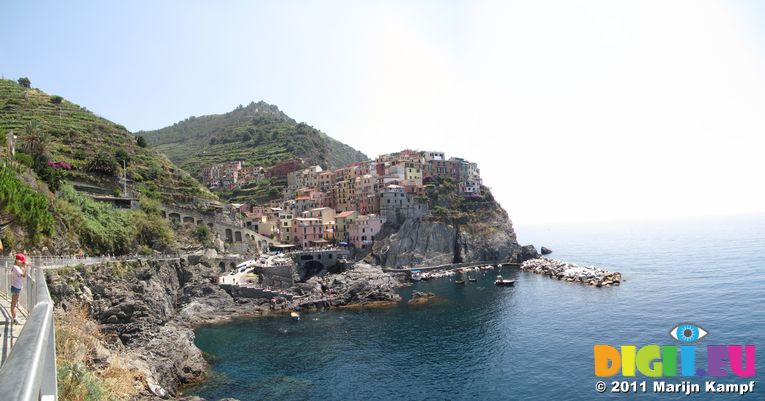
[0,165,55,242]
[56,303,137,401]
[135,136,148,148]
[86,152,118,176]
[133,211,176,252]
[57,186,134,255]
[14,152,34,168]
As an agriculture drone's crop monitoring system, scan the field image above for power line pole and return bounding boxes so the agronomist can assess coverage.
[123,159,127,196]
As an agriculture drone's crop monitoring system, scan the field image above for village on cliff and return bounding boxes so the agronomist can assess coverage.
[198,149,483,250]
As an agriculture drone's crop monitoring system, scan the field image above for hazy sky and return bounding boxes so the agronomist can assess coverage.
[2,1,764,224]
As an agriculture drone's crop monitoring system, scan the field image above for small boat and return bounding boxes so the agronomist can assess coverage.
[411,271,422,281]
[290,311,301,321]
[495,275,515,286]
[455,269,466,284]
[468,276,477,282]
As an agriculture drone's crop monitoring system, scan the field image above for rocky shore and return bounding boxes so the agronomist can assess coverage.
[408,291,437,305]
[520,258,622,287]
[47,256,404,400]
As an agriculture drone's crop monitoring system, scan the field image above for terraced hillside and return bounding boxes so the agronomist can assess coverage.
[0,79,214,203]
[137,101,368,177]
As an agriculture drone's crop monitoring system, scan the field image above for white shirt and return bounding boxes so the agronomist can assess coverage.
[12,264,24,289]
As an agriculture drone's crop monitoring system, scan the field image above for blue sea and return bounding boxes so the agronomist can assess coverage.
[188,214,765,400]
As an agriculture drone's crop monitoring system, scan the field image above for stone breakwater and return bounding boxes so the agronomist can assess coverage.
[520,258,622,287]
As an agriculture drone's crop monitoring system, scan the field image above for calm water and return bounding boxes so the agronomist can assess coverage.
[189,215,765,400]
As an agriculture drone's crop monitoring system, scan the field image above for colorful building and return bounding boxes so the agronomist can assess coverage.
[279,212,294,243]
[349,214,386,249]
[293,217,323,248]
[334,210,358,243]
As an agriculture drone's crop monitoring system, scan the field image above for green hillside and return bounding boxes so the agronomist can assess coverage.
[0,78,214,203]
[137,101,368,176]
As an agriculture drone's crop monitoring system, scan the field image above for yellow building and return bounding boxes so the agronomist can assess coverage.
[334,210,359,243]
[334,180,352,212]
[278,212,294,243]
[404,162,423,186]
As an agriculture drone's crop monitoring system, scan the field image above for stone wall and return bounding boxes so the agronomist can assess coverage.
[260,264,295,289]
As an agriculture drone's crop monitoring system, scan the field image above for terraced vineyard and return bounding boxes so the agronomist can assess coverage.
[0,79,214,203]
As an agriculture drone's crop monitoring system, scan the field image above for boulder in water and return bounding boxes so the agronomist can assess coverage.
[541,246,553,255]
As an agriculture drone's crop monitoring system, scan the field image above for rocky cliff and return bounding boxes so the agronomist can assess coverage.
[48,259,236,399]
[47,257,403,399]
[373,193,537,267]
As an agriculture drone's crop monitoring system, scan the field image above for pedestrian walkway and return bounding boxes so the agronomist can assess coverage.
[0,294,26,366]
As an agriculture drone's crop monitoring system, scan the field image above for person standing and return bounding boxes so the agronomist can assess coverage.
[11,253,28,324]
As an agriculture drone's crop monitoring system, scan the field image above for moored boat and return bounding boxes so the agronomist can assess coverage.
[495,275,515,286]
[290,311,301,321]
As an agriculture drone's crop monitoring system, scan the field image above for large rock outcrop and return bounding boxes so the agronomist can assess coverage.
[373,219,456,267]
[47,258,244,399]
[373,199,537,267]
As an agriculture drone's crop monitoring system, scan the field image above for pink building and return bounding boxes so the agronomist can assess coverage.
[293,217,323,248]
[349,214,386,249]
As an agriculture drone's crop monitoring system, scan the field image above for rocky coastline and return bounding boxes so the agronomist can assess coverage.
[45,250,583,400]
[47,256,405,400]
[519,258,622,287]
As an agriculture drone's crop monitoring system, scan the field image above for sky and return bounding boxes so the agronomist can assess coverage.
[2,0,765,225]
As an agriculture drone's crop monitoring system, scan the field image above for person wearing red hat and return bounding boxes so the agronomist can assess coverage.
[11,253,28,324]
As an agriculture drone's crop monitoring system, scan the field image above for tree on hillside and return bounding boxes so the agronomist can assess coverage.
[17,77,31,88]
[115,148,130,165]
[21,121,49,164]
[86,152,118,176]
[136,136,148,148]
[50,95,64,105]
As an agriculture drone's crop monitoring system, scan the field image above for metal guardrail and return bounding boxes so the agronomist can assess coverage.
[0,254,183,270]
[0,264,57,401]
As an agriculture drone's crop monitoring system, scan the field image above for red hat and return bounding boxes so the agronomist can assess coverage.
[15,253,27,264]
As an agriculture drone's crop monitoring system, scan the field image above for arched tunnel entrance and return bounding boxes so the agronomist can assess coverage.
[300,260,325,282]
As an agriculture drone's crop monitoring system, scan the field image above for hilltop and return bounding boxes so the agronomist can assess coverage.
[0,78,214,203]
[137,101,368,178]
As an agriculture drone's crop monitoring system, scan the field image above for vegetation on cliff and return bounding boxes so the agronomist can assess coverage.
[0,78,214,203]
[421,176,498,224]
[0,78,218,254]
[0,164,55,244]
[55,186,176,255]
[56,304,138,401]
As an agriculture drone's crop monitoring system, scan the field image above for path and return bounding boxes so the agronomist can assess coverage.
[0,293,26,365]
